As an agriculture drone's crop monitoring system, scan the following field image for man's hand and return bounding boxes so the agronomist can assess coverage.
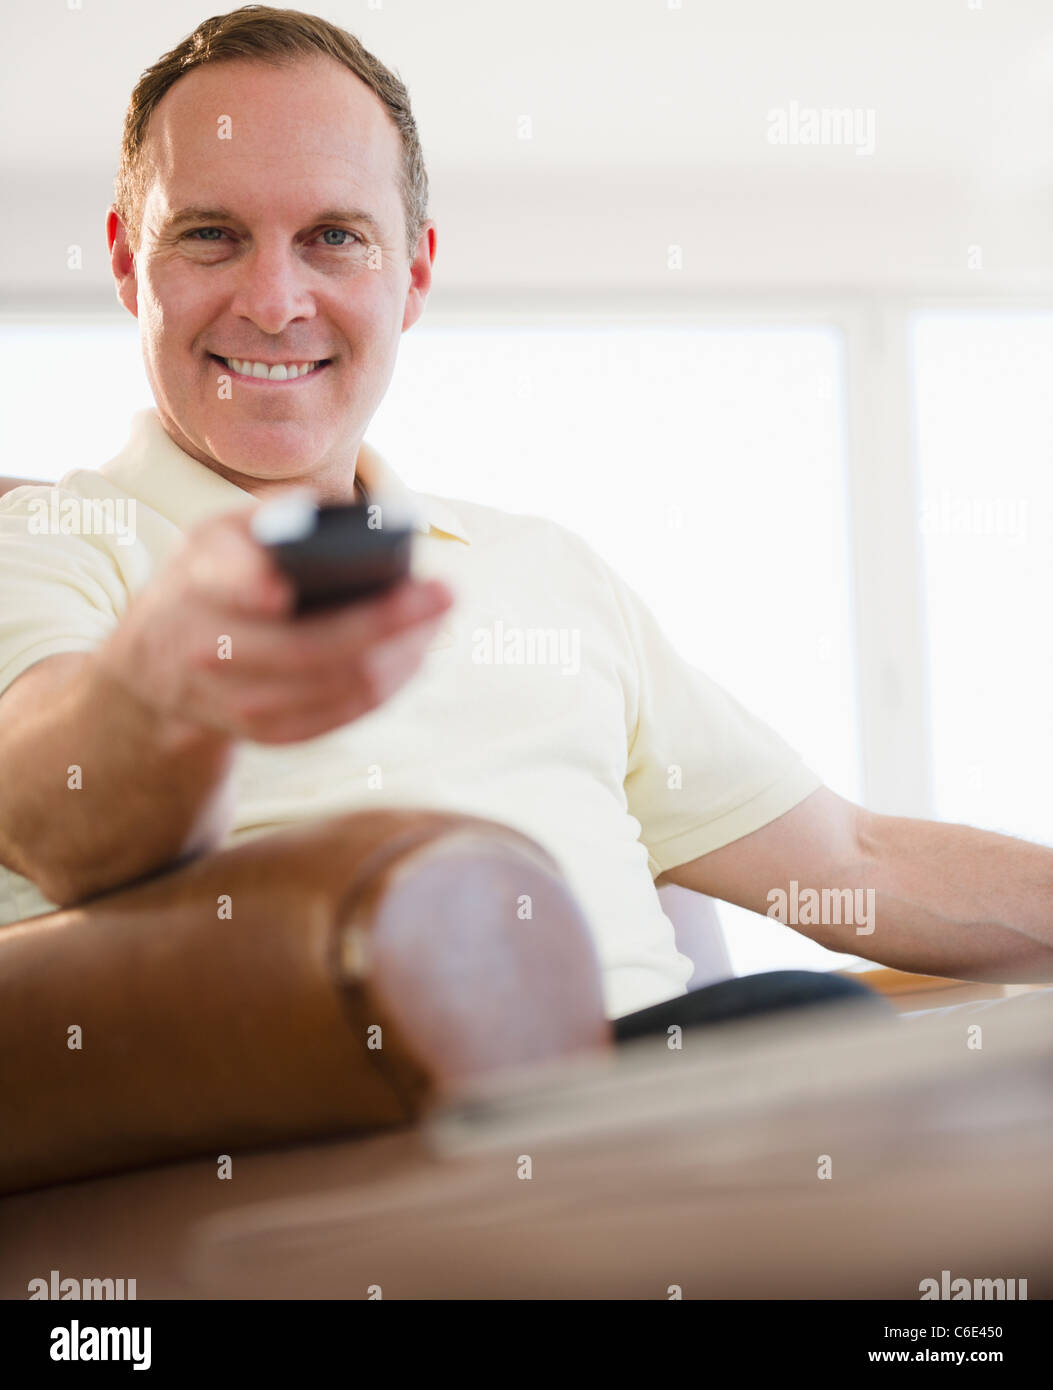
[97,507,454,746]
[0,506,454,907]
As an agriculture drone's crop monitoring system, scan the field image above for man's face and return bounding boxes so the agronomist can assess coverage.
[108,55,433,498]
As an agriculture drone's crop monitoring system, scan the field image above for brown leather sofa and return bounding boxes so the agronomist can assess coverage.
[0,807,613,1197]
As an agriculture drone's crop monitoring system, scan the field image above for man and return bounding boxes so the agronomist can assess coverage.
[0,8,1050,1045]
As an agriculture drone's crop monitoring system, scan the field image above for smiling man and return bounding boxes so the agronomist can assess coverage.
[117,40,420,503]
[0,6,1050,1050]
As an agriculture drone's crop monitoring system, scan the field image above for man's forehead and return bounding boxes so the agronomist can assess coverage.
[147,56,399,180]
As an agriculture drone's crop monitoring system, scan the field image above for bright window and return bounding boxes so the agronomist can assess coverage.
[911,311,1053,849]
[0,320,152,477]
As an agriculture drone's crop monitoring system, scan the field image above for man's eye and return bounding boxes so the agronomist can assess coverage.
[318,228,362,247]
[186,227,226,242]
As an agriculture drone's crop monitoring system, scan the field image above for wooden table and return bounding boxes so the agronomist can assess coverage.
[3,988,1051,1300]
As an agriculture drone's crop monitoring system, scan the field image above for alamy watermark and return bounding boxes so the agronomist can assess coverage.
[919,1269,1027,1300]
[918,491,1029,544]
[766,879,876,935]
[471,621,581,676]
[767,100,876,156]
[27,495,137,546]
[29,1269,136,1299]
[49,1321,151,1371]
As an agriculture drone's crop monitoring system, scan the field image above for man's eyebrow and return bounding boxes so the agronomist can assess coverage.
[161,206,239,234]
[160,205,384,239]
[314,208,385,239]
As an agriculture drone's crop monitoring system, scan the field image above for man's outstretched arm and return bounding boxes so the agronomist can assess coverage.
[655,786,1053,983]
[0,509,452,909]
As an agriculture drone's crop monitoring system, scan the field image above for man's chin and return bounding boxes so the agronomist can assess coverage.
[199,416,338,490]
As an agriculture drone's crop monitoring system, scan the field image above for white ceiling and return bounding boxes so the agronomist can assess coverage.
[3,0,1053,304]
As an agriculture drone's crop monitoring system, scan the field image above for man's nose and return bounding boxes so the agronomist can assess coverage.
[228,245,317,335]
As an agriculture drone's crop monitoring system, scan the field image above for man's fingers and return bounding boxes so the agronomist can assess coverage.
[192,576,453,678]
[356,616,446,701]
[293,575,454,649]
[182,510,294,617]
[215,617,444,741]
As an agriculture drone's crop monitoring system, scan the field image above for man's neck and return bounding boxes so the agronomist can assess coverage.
[156,412,366,505]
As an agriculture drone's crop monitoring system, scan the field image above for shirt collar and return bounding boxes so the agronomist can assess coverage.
[356,437,470,544]
[98,408,471,544]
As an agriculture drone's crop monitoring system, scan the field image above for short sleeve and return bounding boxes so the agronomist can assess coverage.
[599,559,823,876]
[0,486,128,697]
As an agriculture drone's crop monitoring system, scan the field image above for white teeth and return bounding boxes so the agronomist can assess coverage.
[223,358,320,380]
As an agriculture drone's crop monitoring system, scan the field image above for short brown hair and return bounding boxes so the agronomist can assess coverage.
[114,4,428,258]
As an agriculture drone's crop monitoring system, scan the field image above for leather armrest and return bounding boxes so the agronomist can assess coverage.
[0,807,594,1195]
[834,966,1011,1012]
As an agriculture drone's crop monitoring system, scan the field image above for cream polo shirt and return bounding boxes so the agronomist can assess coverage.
[0,408,822,1018]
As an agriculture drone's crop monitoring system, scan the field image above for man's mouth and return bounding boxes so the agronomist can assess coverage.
[209,354,332,382]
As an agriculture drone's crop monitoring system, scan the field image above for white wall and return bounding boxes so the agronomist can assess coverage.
[2,0,1052,305]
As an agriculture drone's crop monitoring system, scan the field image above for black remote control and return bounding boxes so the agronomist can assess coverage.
[251,491,414,614]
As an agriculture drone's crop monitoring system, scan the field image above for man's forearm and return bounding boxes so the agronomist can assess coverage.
[0,653,236,907]
[850,811,1053,983]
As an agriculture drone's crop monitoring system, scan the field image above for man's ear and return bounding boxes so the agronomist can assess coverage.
[401,220,436,334]
[106,208,139,319]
